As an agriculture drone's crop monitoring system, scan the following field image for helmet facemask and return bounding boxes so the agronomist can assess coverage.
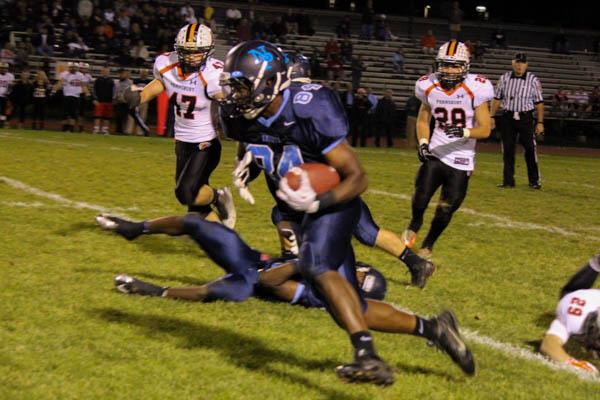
[436,59,468,90]
[220,70,287,119]
[175,44,214,73]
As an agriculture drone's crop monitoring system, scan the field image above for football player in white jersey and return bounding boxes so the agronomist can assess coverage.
[540,254,600,374]
[122,23,235,228]
[53,62,88,132]
[0,62,15,128]
[402,40,493,259]
[78,62,93,132]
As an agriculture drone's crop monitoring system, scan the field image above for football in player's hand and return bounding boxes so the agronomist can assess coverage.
[285,163,340,194]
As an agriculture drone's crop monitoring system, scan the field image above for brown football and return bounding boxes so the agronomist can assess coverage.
[285,163,341,194]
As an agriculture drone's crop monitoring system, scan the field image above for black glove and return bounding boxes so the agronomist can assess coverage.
[443,124,466,138]
[418,143,434,162]
[123,86,141,109]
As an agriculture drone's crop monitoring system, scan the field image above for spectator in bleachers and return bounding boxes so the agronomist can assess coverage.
[326,53,344,81]
[421,30,436,54]
[226,6,242,31]
[350,55,365,90]
[0,42,15,64]
[51,0,66,23]
[336,15,352,39]
[340,82,354,115]
[283,9,299,35]
[180,2,196,24]
[103,7,115,23]
[269,16,288,44]
[297,12,315,36]
[392,47,404,75]
[114,68,132,135]
[574,87,590,117]
[366,87,378,140]
[13,39,33,69]
[375,14,387,41]
[31,69,50,130]
[115,38,132,66]
[473,40,486,63]
[310,48,323,79]
[447,1,464,40]
[77,0,93,19]
[350,87,372,147]
[490,28,507,49]
[203,1,217,32]
[375,89,396,147]
[93,66,115,135]
[340,38,353,63]
[130,40,149,66]
[10,69,33,129]
[252,16,268,40]
[66,33,90,58]
[360,7,374,41]
[552,29,569,54]
[590,86,600,117]
[237,18,252,43]
[117,8,131,31]
[324,36,340,58]
[553,87,569,117]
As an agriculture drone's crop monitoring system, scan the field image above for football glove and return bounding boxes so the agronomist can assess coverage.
[418,143,435,163]
[443,124,470,138]
[566,358,599,374]
[276,171,319,213]
[123,85,143,109]
[232,151,255,205]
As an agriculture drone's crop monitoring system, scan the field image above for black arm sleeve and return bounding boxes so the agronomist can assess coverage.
[559,263,599,299]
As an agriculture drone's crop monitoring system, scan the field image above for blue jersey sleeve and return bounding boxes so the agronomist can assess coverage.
[291,84,349,154]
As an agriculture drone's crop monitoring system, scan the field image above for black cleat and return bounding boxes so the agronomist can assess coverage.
[335,356,395,386]
[214,187,236,229]
[96,214,145,240]
[528,183,542,190]
[497,183,515,188]
[410,259,436,289]
[114,274,166,296]
[430,310,476,375]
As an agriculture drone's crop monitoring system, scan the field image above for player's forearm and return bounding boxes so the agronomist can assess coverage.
[540,335,570,362]
[140,79,165,104]
[416,120,430,141]
[490,98,501,116]
[258,261,299,287]
[330,168,368,204]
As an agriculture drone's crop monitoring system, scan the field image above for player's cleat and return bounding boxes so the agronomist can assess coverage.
[528,183,542,190]
[401,229,417,248]
[95,214,145,241]
[429,310,475,375]
[410,259,436,289]
[214,187,236,229]
[417,248,432,261]
[335,355,395,386]
[497,183,515,188]
[114,274,166,296]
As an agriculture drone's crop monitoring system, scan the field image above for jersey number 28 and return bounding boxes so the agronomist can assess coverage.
[434,107,466,127]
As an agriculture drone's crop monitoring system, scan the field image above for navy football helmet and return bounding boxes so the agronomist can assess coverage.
[285,51,311,83]
[220,40,290,119]
[356,262,387,301]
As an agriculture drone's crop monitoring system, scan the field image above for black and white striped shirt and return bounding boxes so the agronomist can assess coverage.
[494,71,543,112]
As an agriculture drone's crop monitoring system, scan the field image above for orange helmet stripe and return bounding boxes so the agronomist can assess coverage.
[447,40,458,56]
[187,23,198,42]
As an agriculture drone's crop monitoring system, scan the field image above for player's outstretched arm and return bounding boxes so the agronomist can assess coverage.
[540,334,598,373]
[323,141,368,206]
[416,103,432,142]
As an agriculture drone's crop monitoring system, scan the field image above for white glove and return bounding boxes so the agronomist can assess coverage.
[276,170,319,213]
[232,151,255,205]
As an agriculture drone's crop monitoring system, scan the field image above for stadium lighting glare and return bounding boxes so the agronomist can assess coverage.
[424,5,431,18]
[476,6,487,13]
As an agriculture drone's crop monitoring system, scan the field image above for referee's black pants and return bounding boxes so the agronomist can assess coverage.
[500,111,540,186]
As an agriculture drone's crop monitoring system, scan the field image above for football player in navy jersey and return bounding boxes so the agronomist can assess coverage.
[232,51,435,288]
[218,41,475,384]
[97,210,474,380]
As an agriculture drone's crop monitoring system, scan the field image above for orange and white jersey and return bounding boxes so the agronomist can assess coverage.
[415,73,494,171]
[60,71,84,97]
[546,288,600,344]
[153,52,223,143]
[0,72,15,97]
[81,73,93,88]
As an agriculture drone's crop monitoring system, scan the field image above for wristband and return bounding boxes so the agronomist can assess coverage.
[316,191,335,212]
[419,138,429,146]
[463,128,471,138]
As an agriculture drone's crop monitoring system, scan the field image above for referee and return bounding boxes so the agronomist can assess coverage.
[491,53,544,189]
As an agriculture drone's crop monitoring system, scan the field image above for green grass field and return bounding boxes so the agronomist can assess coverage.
[1,129,599,399]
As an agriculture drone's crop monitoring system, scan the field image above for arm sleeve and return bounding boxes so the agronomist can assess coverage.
[414,78,429,105]
[494,75,504,100]
[533,77,544,104]
[474,80,495,108]
[152,59,164,82]
[546,319,569,344]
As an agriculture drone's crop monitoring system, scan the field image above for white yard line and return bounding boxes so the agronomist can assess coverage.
[369,189,600,241]
[2,174,599,382]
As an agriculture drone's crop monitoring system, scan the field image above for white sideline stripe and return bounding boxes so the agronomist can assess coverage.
[0,176,133,218]
[369,189,600,241]
[0,133,88,147]
[0,200,149,212]
[2,175,599,383]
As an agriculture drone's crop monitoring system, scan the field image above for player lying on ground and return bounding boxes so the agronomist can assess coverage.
[122,23,235,228]
[97,212,475,379]
[540,253,600,374]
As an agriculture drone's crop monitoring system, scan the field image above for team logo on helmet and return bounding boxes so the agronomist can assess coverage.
[247,45,274,70]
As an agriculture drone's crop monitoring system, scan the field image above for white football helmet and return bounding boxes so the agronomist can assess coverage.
[78,62,90,72]
[435,40,470,89]
[174,23,214,72]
